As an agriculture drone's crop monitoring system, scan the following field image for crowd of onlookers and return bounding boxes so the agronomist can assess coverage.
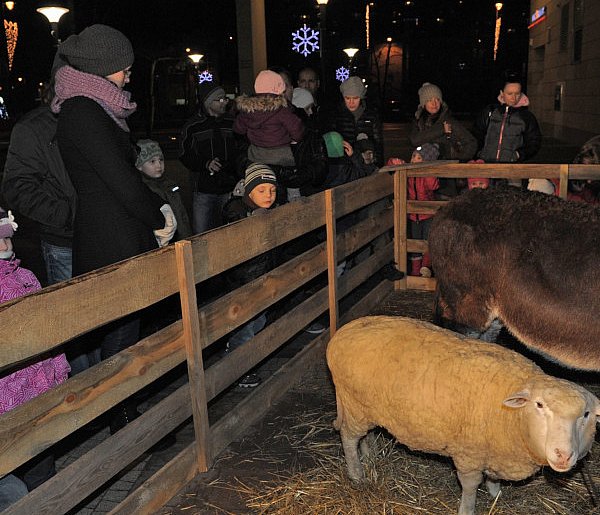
[1,23,600,509]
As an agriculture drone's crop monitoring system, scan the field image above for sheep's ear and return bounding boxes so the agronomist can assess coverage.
[503,390,530,409]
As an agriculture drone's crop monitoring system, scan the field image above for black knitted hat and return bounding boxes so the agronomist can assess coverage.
[58,24,134,77]
[197,82,225,114]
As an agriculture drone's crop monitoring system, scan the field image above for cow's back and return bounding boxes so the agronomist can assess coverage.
[429,186,600,370]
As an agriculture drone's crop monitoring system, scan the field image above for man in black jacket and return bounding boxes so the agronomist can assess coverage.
[2,104,76,286]
[179,82,246,234]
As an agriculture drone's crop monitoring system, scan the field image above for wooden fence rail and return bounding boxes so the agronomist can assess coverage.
[2,162,599,513]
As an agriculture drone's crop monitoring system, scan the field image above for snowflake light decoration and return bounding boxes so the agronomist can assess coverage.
[336,66,350,82]
[198,70,213,84]
[292,24,319,57]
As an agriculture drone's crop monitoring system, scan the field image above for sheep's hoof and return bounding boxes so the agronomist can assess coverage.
[348,477,368,491]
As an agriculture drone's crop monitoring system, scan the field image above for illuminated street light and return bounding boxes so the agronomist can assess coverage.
[4,2,14,10]
[36,6,69,42]
[494,2,503,61]
[343,47,359,73]
[188,53,204,64]
[343,47,359,59]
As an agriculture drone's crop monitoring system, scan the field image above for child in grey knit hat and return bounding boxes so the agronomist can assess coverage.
[136,139,192,240]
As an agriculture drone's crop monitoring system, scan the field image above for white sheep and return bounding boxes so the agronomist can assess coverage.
[326,315,600,515]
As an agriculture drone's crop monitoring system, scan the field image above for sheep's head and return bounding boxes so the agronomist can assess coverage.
[503,377,600,472]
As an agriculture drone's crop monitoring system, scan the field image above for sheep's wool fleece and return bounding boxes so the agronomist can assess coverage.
[326,316,586,480]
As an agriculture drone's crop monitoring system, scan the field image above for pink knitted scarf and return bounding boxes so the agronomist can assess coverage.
[51,65,137,132]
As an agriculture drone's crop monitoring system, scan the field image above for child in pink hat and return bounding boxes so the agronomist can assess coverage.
[233,70,304,168]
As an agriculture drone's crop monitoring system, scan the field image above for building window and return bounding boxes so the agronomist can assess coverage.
[573,0,583,62]
[559,3,569,53]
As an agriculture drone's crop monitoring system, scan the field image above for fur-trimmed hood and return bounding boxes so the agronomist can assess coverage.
[235,93,288,113]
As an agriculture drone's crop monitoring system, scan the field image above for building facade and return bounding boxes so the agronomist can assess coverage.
[528,0,600,145]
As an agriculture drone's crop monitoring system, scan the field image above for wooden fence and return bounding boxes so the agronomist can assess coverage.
[1,161,599,513]
[384,161,600,292]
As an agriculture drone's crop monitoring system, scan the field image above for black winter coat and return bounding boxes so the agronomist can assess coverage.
[141,175,193,241]
[409,103,477,162]
[473,102,542,163]
[222,197,277,290]
[2,106,76,246]
[179,111,246,194]
[56,97,165,276]
[325,101,384,165]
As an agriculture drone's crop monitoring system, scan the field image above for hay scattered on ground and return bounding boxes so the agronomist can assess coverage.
[238,405,600,515]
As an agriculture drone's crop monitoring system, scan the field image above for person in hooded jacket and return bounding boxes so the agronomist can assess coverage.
[473,72,542,164]
[233,70,304,168]
[179,82,246,234]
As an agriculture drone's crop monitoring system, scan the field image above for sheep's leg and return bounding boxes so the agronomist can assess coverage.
[485,477,501,498]
[456,469,483,515]
[359,431,375,458]
[340,426,365,482]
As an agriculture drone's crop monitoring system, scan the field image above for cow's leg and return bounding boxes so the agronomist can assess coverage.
[456,468,483,515]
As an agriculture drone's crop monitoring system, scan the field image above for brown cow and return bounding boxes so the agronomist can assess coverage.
[429,185,600,370]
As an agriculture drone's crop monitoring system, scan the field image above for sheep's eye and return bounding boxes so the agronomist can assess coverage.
[584,411,590,419]
[536,402,544,408]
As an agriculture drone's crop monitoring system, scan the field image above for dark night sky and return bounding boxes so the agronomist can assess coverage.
[1,0,530,117]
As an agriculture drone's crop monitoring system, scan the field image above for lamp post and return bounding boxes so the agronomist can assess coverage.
[36,6,69,42]
[316,0,328,94]
[382,37,393,107]
[493,2,503,61]
[343,47,359,72]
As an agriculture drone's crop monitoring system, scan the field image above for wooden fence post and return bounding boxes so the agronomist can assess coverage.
[394,169,408,290]
[325,189,339,337]
[559,164,569,199]
[175,240,210,472]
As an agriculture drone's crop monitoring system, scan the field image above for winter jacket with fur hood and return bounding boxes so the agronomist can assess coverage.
[233,93,304,148]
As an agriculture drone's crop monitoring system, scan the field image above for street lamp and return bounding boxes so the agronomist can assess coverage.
[343,47,359,72]
[493,2,503,61]
[187,53,204,65]
[316,0,328,94]
[36,6,69,42]
[343,48,359,60]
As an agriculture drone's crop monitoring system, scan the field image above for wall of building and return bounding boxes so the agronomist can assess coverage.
[527,0,600,146]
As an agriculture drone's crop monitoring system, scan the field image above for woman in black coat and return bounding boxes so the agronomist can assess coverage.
[51,25,175,434]
[324,76,384,166]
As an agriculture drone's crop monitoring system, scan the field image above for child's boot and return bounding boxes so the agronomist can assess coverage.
[409,255,422,276]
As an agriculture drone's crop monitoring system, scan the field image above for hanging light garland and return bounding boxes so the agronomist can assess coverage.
[4,19,18,70]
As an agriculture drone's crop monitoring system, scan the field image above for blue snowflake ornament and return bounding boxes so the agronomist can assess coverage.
[336,67,350,82]
[198,70,213,84]
[292,24,320,57]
